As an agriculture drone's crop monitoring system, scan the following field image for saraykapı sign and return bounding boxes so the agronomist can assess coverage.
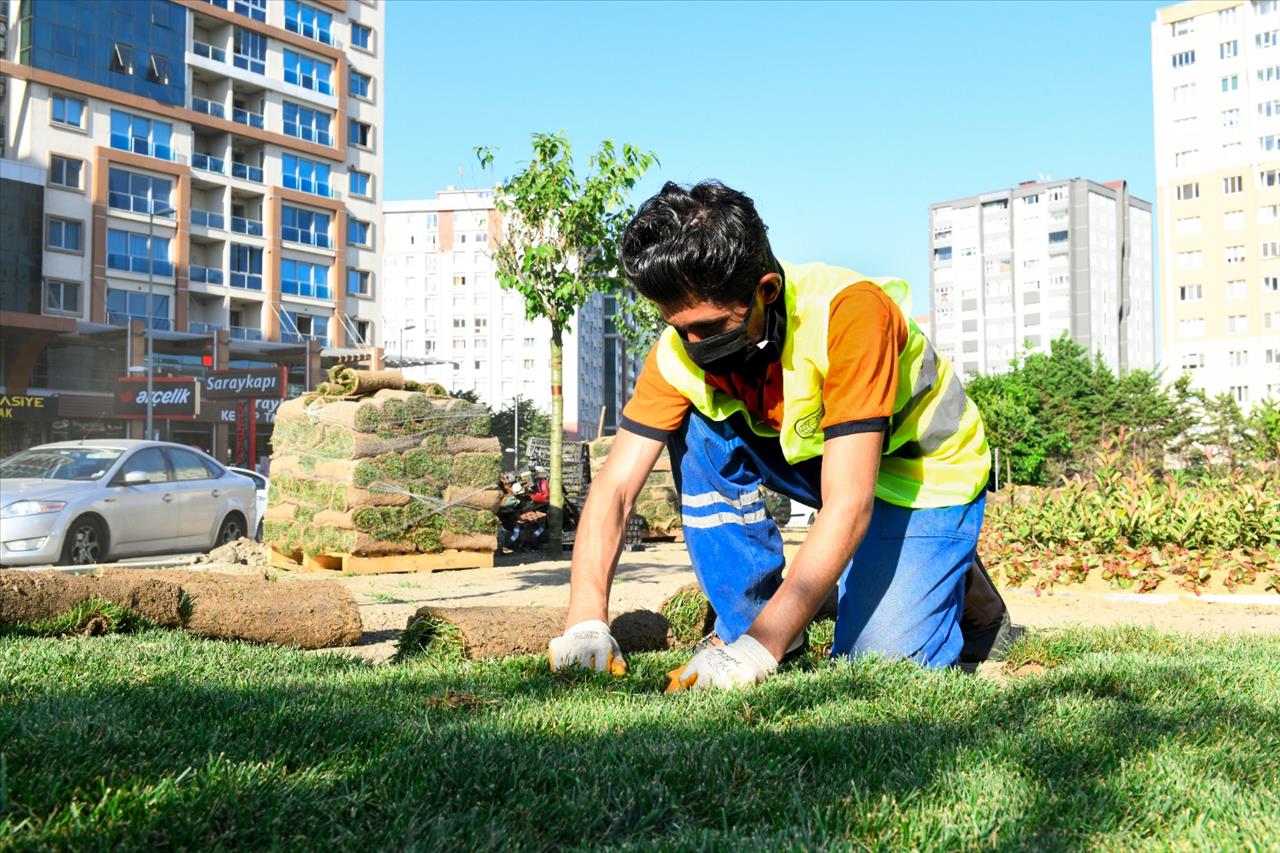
[202,367,288,400]
[0,394,58,421]
[115,377,201,419]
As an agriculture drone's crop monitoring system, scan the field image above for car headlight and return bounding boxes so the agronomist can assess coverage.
[0,500,68,519]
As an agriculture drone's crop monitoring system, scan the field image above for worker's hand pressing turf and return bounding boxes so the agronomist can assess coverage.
[667,634,777,692]
[548,620,627,675]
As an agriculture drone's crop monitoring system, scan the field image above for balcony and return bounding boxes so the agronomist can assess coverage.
[190,208,226,229]
[108,193,176,218]
[283,229,332,250]
[231,216,264,236]
[231,161,264,183]
[108,312,172,331]
[108,254,175,277]
[192,97,226,120]
[282,176,339,200]
[189,321,226,334]
[192,152,225,174]
[280,331,328,345]
[109,135,173,162]
[230,325,263,341]
[283,121,332,147]
[232,107,265,129]
[190,265,225,285]
[230,271,263,291]
[193,40,226,63]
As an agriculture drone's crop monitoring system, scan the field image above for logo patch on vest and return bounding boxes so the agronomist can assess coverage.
[794,404,824,439]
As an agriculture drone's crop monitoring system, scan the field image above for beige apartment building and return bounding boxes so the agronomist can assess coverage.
[1152,0,1280,407]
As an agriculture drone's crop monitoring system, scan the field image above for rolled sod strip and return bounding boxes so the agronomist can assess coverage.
[658,583,839,646]
[0,573,188,632]
[400,606,673,661]
[322,366,405,397]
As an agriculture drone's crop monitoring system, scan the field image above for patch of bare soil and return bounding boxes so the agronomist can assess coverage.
[408,605,670,659]
[194,538,270,568]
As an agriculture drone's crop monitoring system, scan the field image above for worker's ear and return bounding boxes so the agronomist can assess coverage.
[757,272,782,306]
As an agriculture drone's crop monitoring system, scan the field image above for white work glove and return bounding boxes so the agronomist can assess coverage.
[548,619,627,675]
[667,634,778,692]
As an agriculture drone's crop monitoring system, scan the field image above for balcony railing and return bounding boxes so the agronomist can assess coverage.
[192,152,225,174]
[283,121,333,147]
[109,135,173,161]
[230,325,263,341]
[232,107,265,129]
[282,175,339,199]
[108,193,176,217]
[108,255,175,277]
[231,161,264,183]
[190,208,226,229]
[189,321,226,334]
[193,40,226,63]
[280,331,329,345]
[283,229,332,249]
[190,265,225,285]
[191,96,226,119]
[231,216,264,236]
[108,312,172,331]
[230,272,263,291]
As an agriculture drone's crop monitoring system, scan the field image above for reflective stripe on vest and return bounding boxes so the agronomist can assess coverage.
[654,260,990,508]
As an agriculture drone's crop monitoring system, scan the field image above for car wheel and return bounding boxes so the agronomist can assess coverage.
[216,515,245,546]
[255,519,264,542]
[60,516,107,566]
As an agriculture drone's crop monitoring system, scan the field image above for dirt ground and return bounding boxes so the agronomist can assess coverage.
[258,530,1279,663]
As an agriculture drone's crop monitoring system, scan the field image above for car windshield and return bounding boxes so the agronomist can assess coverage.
[0,448,124,481]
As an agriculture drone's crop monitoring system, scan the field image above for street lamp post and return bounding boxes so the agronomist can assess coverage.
[399,320,417,369]
[145,199,175,440]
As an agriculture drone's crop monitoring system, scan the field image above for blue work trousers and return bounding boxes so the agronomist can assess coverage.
[668,411,985,668]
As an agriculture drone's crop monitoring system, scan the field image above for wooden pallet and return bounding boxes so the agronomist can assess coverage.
[269,547,494,575]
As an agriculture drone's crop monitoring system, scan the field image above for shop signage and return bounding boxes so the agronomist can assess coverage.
[197,397,283,425]
[0,394,58,421]
[202,367,288,400]
[115,377,201,419]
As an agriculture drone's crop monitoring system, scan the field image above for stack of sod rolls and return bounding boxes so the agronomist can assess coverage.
[264,367,504,559]
[589,435,681,538]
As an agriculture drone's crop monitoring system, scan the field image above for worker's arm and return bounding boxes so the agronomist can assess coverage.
[745,429,881,660]
[563,428,666,629]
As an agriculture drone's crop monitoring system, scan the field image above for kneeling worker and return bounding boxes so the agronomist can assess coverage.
[550,180,1011,690]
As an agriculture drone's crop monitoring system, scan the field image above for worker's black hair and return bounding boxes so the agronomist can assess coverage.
[620,180,774,308]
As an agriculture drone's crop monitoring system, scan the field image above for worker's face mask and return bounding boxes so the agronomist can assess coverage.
[680,290,785,377]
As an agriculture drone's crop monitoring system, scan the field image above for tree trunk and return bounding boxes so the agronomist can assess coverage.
[548,327,564,553]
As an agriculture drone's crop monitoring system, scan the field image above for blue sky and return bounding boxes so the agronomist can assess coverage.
[385,0,1168,315]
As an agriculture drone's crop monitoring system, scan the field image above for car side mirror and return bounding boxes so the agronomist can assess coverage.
[122,470,150,485]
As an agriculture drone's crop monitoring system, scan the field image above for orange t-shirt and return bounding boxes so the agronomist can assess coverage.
[619,281,907,442]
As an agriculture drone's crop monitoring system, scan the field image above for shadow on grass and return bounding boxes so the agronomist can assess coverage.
[1,631,1278,849]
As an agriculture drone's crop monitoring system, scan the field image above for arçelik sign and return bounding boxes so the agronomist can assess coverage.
[201,366,287,400]
[0,394,58,421]
[114,377,201,419]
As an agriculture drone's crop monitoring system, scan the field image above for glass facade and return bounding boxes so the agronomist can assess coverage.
[20,0,187,107]
[0,178,44,315]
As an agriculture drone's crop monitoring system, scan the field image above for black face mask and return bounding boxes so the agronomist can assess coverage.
[681,290,786,377]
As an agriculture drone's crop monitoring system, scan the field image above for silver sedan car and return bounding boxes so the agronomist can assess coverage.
[0,440,258,567]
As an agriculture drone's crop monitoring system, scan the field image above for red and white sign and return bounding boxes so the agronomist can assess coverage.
[114,377,202,420]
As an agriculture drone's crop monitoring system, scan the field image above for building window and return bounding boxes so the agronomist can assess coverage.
[1230,386,1249,404]
[109,111,173,161]
[453,338,467,350]
[1220,40,1238,59]
[282,312,329,344]
[233,28,266,75]
[1260,65,1280,83]
[351,22,373,51]
[1175,216,1201,235]
[44,279,81,316]
[351,318,372,346]
[1259,31,1278,49]
[1226,280,1247,300]
[281,259,331,299]
[1264,276,1279,293]
[1178,318,1204,337]
[1171,50,1195,68]
[1176,251,1203,270]
[348,269,372,297]
[1180,353,1204,371]
[44,217,83,256]
[1176,182,1199,201]
[282,102,333,146]
[50,94,85,129]
[348,219,372,247]
[1267,311,1280,331]
[1178,284,1203,302]
[350,69,373,99]
[349,119,373,148]
[233,0,267,22]
[281,205,332,248]
[1262,99,1280,118]
[1221,74,1238,92]
[282,154,331,197]
[110,42,135,75]
[1223,177,1245,196]
[1227,314,1248,334]
[107,289,169,329]
[1174,149,1197,167]
[107,168,173,217]
[1228,350,1249,369]
[231,244,263,290]
[284,0,333,44]
[106,229,171,276]
[284,50,333,94]
[452,318,466,329]
[1174,82,1196,100]
[1261,169,1279,189]
[1222,109,1240,127]
[1224,210,1244,231]
[1260,1,1279,16]
[349,170,371,197]
[1263,240,1280,259]
[1225,245,1245,264]
[147,54,171,85]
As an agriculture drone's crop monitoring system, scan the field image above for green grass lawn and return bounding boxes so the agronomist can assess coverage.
[2,628,1278,850]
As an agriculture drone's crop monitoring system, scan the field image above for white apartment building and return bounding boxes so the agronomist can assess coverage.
[383,190,614,439]
[1,0,383,351]
[1152,0,1280,407]
[929,179,1155,376]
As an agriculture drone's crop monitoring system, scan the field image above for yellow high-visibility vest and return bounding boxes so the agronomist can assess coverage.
[654,261,990,508]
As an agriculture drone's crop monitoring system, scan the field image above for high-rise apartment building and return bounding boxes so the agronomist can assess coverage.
[0,0,383,455]
[383,190,613,440]
[1152,0,1280,406]
[929,179,1154,376]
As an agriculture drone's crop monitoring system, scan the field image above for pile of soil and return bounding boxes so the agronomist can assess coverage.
[403,605,671,660]
[195,537,270,568]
